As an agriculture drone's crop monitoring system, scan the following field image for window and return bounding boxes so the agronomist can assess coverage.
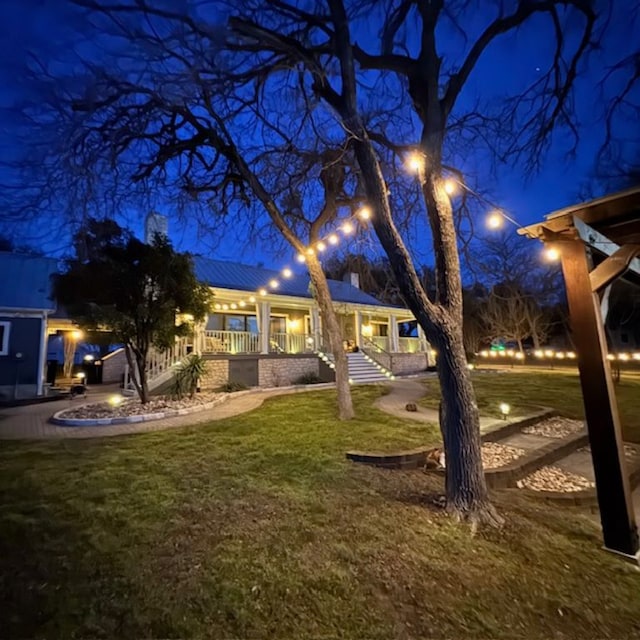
[0,321,10,356]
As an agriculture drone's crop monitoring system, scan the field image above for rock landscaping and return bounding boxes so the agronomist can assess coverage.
[481,442,525,469]
[521,416,584,439]
[517,466,595,492]
[58,393,225,420]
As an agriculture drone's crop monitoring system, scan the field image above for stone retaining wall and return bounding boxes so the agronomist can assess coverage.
[101,348,127,384]
[200,359,230,389]
[390,353,429,375]
[258,356,319,387]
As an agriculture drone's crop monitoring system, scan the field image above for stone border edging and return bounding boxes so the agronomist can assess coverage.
[480,409,556,443]
[50,395,231,427]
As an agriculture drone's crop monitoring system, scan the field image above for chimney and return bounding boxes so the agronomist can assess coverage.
[343,272,360,289]
[145,212,168,244]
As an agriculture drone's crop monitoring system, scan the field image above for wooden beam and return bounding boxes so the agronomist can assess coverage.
[559,238,639,559]
[589,244,640,293]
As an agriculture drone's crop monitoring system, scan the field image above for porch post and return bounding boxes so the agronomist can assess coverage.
[310,307,321,351]
[37,313,48,396]
[559,237,639,558]
[354,310,362,348]
[260,301,271,355]
[389,314,399,352]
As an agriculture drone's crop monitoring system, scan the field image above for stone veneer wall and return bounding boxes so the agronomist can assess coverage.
[258,356,319,388]
[199,359,230,389]
[390,353,429,375]
[101,348,127,384]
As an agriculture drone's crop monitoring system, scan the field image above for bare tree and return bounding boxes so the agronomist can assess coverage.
[13,0,598,523]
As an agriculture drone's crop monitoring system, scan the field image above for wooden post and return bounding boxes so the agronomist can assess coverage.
[559,237,639,558]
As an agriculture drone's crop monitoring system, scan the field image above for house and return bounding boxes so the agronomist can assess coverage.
[0,252,59,399]
[188,257,434,388]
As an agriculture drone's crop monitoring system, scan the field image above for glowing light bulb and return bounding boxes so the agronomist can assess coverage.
[222,303,229,310]
[214,303,221,310]
[239,300,246,307]
[341,221,354,234]
[230,303,237,309]
[544,246,560,261]
[249,296,256,303]
[269,279,279,289]
[282,268,292,278]
[406,152,423,173]
[306,247,315,256]
[358,205,371,220]
[296,253,306,263]
[444,179,456,195]
[259,288,267,296]
[328,233,339,245]
[487,211,504,230]
[316,241,326,252]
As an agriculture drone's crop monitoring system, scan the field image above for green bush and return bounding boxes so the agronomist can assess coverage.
[218,381,249,393]
[170,354,207,400]
[294,372,324,385]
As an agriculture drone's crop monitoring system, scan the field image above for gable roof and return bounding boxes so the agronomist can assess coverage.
[192,256,403,309]
[0,252,59,312]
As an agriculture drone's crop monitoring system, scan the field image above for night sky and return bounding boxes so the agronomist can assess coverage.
[0,1,637,268]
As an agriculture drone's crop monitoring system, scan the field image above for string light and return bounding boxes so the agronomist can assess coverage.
[258,288,267,296]
[444,179,456,195]
[296,253,306,263]
[328,233,339,245]
[544,246,561,262]
[316,241,326,252]
[306,247,315,256]
[358,205,372,220]
[282,268,293,278]
[341,221,354,234]
[486,211,504,230]
[406,152,424,173]
[269,279,279,289]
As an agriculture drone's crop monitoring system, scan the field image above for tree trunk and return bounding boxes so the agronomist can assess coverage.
[125,343,149,404]
[307,256,354,420]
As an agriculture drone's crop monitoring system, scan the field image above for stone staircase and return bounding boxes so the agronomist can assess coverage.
[347,351,393,384]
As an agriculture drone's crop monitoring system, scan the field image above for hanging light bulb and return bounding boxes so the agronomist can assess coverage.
[316,241,326,252]
[222,303,229,310]
[249,296,256,303]
[258,288,267,296]
[358,205,372,220]
[306,247,315,256]
[444,179,456,195]
[296,253,306,263]
[406,152,424,173]
[486,211,504,230]
[239,300,246,307]
[544,246,560,262]
[269,279,279,289]
[282,267,293,278]
[328,233,339,245]
[341,221,354,234]
[230,303,237,309]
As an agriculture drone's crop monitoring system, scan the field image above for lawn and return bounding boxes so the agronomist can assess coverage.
[421,367,640,442]
[1,385,640,639]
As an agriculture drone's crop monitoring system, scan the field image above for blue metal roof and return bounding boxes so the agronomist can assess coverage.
[0,252,59,312]
[193,256,403,308]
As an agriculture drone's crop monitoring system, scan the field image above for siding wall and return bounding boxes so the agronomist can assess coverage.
[0,315,42,399]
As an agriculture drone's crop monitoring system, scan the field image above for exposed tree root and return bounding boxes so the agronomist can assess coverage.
[445,500,505,534]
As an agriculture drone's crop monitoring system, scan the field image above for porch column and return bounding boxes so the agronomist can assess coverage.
[389,315,399,352]
[260,301,271,354]
[354,310,362,348]
[310,307,321,351]
[37,313,48,396]
[559,237,638,558]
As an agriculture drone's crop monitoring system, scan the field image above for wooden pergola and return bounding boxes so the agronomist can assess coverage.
[519,186,640,562]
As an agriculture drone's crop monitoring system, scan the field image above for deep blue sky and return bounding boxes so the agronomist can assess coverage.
[0,1,637,269]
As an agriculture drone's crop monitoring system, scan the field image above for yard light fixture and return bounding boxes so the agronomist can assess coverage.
[479,350,489,358]
[619,353,630,361]
[444,179,456,195]
[633,353,640,361]
[486,211,504,230]
[282,267,293,278]
[566,351,576,359]
[607,354,615,361]
[348,378,354,384]
[328,233,339,245]
[499,403,511,420]
[544,246,561,262]
[269,279,279,289]
[108,395,124,407]
[467,363,475,370]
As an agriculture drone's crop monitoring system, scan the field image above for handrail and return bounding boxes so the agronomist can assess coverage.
[362,335,391,358]
[361,336,393,370]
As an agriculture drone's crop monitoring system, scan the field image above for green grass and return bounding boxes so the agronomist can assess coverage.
[421,367,640,442]
[1,385,640,639]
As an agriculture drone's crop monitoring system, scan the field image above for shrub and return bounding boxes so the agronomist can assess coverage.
[170,354,207,400]
[219,381,249,393]
[294,372,323,385]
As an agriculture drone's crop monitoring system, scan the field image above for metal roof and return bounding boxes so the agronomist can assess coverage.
[0,252,59,312]
[193,256,404,309]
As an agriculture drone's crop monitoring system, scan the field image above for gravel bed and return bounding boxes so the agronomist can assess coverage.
[481,442,525,469]
[59,393,225,419]
[517,466,595,492]
[521,416,584,439]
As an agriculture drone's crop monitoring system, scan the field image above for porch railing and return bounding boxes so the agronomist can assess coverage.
[398,337,426,353]
[369,336,390,352]
[270,333,315,354]
[203,330,260,354]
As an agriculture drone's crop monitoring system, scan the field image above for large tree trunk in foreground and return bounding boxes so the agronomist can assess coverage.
[125,343,150,404]
[307,256,355,420]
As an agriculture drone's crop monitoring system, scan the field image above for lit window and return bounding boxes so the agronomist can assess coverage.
[0,321,10,356]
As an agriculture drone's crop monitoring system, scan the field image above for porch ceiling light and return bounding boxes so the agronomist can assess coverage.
[222,304,229,310]
[214,303,221,310]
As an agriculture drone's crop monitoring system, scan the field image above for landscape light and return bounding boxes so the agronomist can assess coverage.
[486,211,504,230]
[566,351,576,359]
[544,349,554,357]
[467,363,475,370]
[607,354,615,361]
[515,352,524,360]
[499,402,511,420]
[108,395,123,407]
[619,353,630,361]
[479,350,489,358]
[534,350,543,358]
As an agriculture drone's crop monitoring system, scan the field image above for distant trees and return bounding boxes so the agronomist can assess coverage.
[55,219,211,403]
